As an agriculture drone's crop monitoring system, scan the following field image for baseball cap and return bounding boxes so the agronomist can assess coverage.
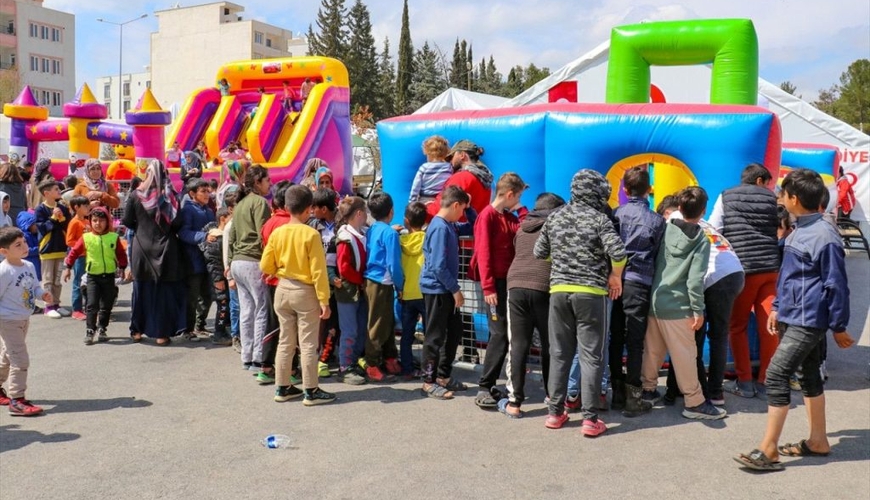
[445,139,481,161]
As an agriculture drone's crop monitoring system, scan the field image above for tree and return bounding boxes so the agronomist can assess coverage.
[466,44,475,91]
[307,0,348,58]
[0,67,21,107]
[395,0,414,114]
[812,85,840,117]
[346,0,378,112]
[523,63,550,89]
[502,66,525,97]
[837,59,870,132]
[408,41,446,111]
[373,37,396,119]
[450,39,464,88]
[779,81,798,96]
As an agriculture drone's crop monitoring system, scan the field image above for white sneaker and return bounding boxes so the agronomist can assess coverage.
[56,307,72,317]
[45,309,62,319]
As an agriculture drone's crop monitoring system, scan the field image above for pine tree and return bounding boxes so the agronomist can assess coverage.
[486,56,502,95]
[408,41,446,111]
[346,0,378,112]
[307,0,348,58]
[466,44,475,91]
[450,39,463,88]
[306,24,321,56]
[395,0,414,114]
[458,39,468,89]
[374,37,396,119]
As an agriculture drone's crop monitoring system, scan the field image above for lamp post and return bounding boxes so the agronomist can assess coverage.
[466,61,472,91]
[97,14,148,120]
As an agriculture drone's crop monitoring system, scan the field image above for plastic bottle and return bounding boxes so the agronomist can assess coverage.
[489,305,498,321]
[261,434,292,449]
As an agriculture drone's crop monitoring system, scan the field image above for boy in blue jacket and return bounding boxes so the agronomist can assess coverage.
[735,168,854,472]
[178,179,217,341]
[363,193,404,381]
[15,211,41,282]
[419,186,476,399]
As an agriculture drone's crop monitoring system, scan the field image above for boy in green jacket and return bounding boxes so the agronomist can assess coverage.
[640,187,725,420]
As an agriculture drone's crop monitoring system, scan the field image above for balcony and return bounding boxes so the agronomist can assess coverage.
[0,61,16,70]
[0,32,15,48]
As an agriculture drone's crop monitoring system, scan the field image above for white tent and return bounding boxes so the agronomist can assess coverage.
[501,39,870,224]
[413,88,509,114]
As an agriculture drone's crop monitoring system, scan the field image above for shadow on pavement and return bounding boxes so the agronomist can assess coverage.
[0,425,80,453]
[38,397,153,414]
[783,428,870,467]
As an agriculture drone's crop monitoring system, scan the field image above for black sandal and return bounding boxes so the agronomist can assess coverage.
[475,391,498,409]
[733,450,784,472]
[438,377,468,392]
[778,440,830,457]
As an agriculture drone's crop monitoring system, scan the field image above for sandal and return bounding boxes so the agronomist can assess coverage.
[733,450,784,472]
[437,377,468,392]
[497,398,523,419]
[421,383,453,400]
[778,440,830,457]
[156,337,171,346]
[475,390,498,409]
[130,333,143,343]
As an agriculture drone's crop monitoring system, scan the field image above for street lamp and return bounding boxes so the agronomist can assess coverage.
[97,13,148,120]
[465,61,472,91]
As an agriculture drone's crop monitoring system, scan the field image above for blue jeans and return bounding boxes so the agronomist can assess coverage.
[337,296,368,370]
[229,287,240,338]
[399,299,426,375]
[71,257,85,312]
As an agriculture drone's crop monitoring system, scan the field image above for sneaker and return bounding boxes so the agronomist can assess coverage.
[710,395,725,407]
[683,400,727,420]
[71,310,87,321]
[318,361,331,378]
[565,394,581,411]
[641,389,662,405]
[84,330,95,345]
[289,373,303,386]
[45,308,62,319]
[193,327,212,337]
[274,385,304,402]
[663,391,678,406]
[0,388,10,406]
[243,362,253,371]
[256,371,276,385]
[210,334,233,346]
[97,328,109,343]
[56,307,72,317]
[366,366,394,382]
[384,358,402,375]
[544,412,569,429]
[724,380,756,398]
[8,398,44,416]
[339,368,367,385]
[303,387,336,406]
[357,358,368,370]
[232,337,242,353]
[581,418,607,437]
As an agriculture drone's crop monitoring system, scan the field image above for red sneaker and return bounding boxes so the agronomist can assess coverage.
[0,388,10,406]
[544,412,569,429]
[366,366,394,382]
[581,418,607,437]
[71,311,87,321]
[565,394,581,410]
[8,398,44,416]
[384,358,401,375]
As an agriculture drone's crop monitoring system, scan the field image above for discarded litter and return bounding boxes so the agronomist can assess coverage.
[261,434,292,449]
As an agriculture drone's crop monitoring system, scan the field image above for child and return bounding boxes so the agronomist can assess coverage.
[500,192,566,418]
[309,188,339,377]
[334,196,369,385]
[419,186,476,399]
[640,187,724,420]
[472,172,527,409]
[199,207,233,345]
[165,142,182,170]
[60,175,78,205]
[218,78,231,96]
[0,227,52,415]
[0,191,12,227]
[408,136,453,204]
[66,195,90,321]
[735,169,853,472]
[362,193,404,381]
[15,211,41,283]
[62,207,128,345]
[399,202,428,378]
[34,179,71,318]
[609,166,665,417]
[534,169,626,435]
[260,185,335,406]
[178,178,217,341]
[221,191,242,352]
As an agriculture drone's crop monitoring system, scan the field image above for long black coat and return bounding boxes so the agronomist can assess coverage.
[122,193,185,282]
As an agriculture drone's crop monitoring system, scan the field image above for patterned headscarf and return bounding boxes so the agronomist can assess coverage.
[138,160,178,225]
[315,166,333,188]
[84,158,107,192]
[34,158,52,183]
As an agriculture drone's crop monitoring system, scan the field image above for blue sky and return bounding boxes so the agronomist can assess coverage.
[45,0,870,102]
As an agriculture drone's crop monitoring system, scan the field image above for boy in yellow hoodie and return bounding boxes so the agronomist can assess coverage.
[399,202,427,378]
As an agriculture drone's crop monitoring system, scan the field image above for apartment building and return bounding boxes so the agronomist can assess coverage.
[0,0,74,116]
[150,1,309,111]
[96,71,152,120]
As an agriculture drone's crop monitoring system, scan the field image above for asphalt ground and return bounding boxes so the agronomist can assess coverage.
[0,255,868,500]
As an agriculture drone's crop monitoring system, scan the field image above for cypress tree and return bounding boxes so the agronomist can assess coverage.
[395,0,414,114]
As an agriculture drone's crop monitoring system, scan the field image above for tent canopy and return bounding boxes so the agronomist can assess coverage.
[413,88,509,114]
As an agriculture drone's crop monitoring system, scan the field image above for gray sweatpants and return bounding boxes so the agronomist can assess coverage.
[231,260,269,365]
[547,292,608,421]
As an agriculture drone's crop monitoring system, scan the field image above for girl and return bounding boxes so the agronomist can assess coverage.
[334,196,369,385]
[408,136,453,204]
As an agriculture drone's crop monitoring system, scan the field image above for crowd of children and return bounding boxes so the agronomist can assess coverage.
[0,136,856,474]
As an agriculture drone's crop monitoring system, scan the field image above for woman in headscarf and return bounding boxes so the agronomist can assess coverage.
[27,158,54,209]
[122,160,187,345]
[300,157,327,190]
[0,162,27,223]
[216,159,246,209]
[73,159,120,208]
[181,151,204,185]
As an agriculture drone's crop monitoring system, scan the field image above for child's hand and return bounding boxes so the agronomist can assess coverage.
[42,291,53,303]
[124,269,133,282]
[767,311,779,335]
[332,278,342,288]
[607,273,622,300]
[833,331,855,348]
[392,224,404,232]
[214,280,225,291]
[320,304,331,320]
[61,269,71,283]
[453,291,464,309]
[228,278,236,290]
[484,293,498,306]
[690,314,704,331]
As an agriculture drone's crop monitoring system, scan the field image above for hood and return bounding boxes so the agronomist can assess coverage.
[664,219,705,258]
[16,210,36,232]
[400,231,424,256]
[89,206,114,234]
[520,209,554,233]
[570,169,611,212]
[336,224,366,245]
[0,191,8,226]
[462,161,494,187]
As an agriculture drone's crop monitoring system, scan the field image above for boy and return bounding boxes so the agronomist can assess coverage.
[735,168,853,472]
[501,193,566,418]
[34,179,71,318]
[66,195,90,321]
[363,193,404,381]
[260,185,336,406]
[0,227,53,415]
[200,207,233,346]
[178,178,217,341]
[472,172,527,409]
[609,166,665,417]
[399,202,428,378]
[419,186,476,399]
[15,211,41,284]
[62,207,128,345]
[534,169,626,435]
[640,187,724,420]
[61,175,78,205]
[309,188,339,377]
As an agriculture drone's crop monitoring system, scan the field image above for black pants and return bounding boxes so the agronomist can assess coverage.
[666,272,744,400]
[609,281,651,387]
[766,323,826,407]
[422,292,463,384]
[478,278,509,390]
[86,273,118,332]
[262,284,279,370]
[506,288,551,406]
[211,278,230,337]
[186,272,213,332]
[318,294,340,362]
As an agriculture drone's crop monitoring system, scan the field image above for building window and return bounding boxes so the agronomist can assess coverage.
[123,82,130,96]
[52,59,61,74]
[104,101,110,108]
[123,100,131,113]
[6,21,13,35]
[145,80,151,89]
[265,38,272,48]
[51,28,61,42]
[41,58,49,73]
[30,56,38,71]
[29,23,37,38]
[41,90,50,105]
[254,31,263,44]
[224,8,230,15]
[104,84,111,99]
[40,25,48,39]
[10,53,14,66]
[52,91,62,107]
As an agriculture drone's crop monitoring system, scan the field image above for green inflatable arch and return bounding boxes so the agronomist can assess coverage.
[606,19,759,105]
